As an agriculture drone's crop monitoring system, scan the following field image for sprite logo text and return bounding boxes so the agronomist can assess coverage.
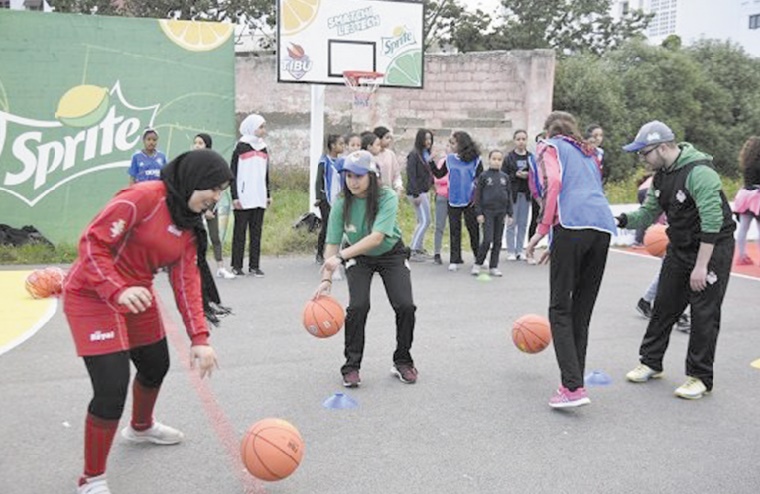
[0,82,159,206]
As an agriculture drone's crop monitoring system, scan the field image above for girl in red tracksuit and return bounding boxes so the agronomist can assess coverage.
[65,149,232,494]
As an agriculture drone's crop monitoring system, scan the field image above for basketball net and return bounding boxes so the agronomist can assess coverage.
[342,71,384,108]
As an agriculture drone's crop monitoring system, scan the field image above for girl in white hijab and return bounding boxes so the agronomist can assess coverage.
[230,113,271,277]
[239,113,267,151]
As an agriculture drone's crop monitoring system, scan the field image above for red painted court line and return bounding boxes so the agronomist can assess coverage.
[159,298,267,494]
[615,242,760,280]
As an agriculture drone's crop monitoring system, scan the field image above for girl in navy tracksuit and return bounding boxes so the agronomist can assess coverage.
[314,134,346,263]
[474,150,513,276]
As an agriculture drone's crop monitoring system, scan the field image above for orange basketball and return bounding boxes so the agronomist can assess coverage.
[25,267,66,299]
[241,418,304,481]
[512,314,552,354]
[302,295,345,338]
[644,224,669,257]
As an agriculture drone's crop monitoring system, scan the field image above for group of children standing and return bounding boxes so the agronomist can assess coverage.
[314,127,548,276]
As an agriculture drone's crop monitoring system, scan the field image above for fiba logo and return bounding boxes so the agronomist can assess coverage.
[283,43,313,80]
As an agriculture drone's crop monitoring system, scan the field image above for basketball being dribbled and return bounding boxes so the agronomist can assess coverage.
[512,314,552,354]
[241,418,304,481]
[302,295,345,338]
[25,267,66,299]
[644,224,669,257]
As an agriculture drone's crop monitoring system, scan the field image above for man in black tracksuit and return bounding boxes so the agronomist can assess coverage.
[617,121,735,400]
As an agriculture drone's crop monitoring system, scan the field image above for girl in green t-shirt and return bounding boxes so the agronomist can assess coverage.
[315,150,418,388]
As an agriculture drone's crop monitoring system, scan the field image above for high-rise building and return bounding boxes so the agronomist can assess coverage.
[611,0,760,56]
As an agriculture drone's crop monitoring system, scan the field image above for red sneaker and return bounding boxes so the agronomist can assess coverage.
[737,255,754,266]
[342,369,361,388]
[391,364,418,384]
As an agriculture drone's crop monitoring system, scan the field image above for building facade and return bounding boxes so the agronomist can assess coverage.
[612,0,760,56]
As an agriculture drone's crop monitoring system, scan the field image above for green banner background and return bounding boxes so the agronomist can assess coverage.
[0,10,235,244]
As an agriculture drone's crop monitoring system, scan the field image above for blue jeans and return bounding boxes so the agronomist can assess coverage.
[407,193,431,251]
[505,193,529,255]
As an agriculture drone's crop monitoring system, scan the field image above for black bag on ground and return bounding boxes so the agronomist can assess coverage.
[0,224,54,247]
[292,212,321,233]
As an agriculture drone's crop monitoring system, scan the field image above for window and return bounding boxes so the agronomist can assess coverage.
[0,0,10,8]
[621,1,630,16]
[647,0,678,37]
[750,14,760,29]
[23,0,44,11]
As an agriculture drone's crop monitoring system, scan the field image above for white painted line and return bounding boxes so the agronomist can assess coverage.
[0,299,58,356]
[609,248,760,282]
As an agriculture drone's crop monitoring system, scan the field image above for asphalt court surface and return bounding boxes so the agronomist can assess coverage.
[1,248,759,494]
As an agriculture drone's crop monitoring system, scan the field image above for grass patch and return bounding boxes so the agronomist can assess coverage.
[0,243,77,265]
[1,172,745,265]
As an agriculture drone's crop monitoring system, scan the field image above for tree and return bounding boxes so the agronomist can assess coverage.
[439,0,652,55]
[553,53,631,181]
[683,40,760,176]
[47,0,123,15]
[421,0,496,52]
[554,38,760,179]
[49,0,277,49]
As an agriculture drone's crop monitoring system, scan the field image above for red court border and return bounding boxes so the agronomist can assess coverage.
[161,298,268,494]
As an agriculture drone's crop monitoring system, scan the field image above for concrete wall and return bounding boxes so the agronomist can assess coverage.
[235,50,555,168]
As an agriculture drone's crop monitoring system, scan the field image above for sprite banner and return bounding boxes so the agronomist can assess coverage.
[0,10,235,244]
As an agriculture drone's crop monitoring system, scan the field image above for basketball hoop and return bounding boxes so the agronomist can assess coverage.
[343,71,384,107]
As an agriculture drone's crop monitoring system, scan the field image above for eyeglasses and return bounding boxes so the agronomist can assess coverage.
[637,144,660,159]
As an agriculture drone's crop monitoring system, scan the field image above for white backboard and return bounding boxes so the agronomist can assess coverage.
[277,0,425,88]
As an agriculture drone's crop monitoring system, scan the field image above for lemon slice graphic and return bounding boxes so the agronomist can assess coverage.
[384,49,423,87]
[282,0,320,36]
[159,19,234,52]
[55,85,110,128]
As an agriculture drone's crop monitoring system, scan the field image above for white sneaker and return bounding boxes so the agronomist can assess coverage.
[526,257,538,265]
[625,364,663,383]
[507,254,517,261]
[121,422,184,445]
[332,269,343,281]
[489,268,503,277]
[77,474,111,494]
[674,377,708,400]
[216,267,236,279]
[471,264,481,275]
[448,263,459,272]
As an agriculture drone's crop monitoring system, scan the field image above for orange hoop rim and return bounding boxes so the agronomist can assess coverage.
[342,70,384,85]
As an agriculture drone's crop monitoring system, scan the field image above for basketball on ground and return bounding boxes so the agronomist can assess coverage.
[644,224,669,257]
[241,418,304,481]
[512,314,552,354]
[25,267,66,299]
[302,295,345,338]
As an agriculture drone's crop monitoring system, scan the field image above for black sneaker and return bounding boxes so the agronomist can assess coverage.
[636,298,652,319]
[249,268,265,278]
[342,369,361,388]
[675,313,691,333]
[391,364,418,384]
[409,250,427,262]
[433,254,442,265]
[231,268,246,276]
[315,254,324,264]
